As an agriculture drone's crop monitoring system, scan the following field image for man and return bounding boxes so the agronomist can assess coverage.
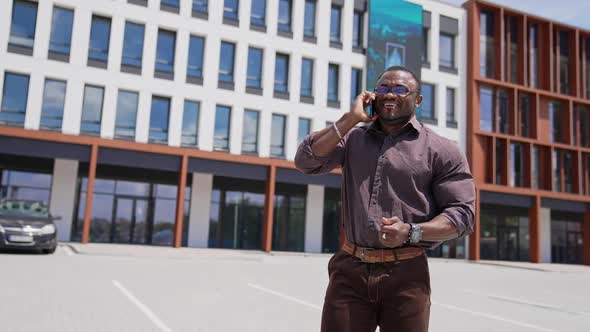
[294,66,475,332]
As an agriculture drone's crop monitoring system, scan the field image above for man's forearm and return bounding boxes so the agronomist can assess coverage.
[419,214,460,242]
[312,113,359,157]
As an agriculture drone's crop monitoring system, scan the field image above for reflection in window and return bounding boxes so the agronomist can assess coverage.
[187,35,205,78]
[507,16,518,83]
[122,22,145,68]
[224,0,239,20]
[551,212,584,264]
[480,10,495,78]
[88,16,111,63]
[553,149,561,192]
[529,23,539,88]
[49,7,73,56]
[273,184,306,252]
[351,68,362,103]
[149,96,170,144]
[300,58,314,97]
[193,0,208,13]
[246,47,263,88]
[274,53,289,93]
[497,89,509,134]
[446,88,456,125]
[322,187,341,253]
[556,31,569,94]
[270,114,286,157]
[182,100,200,146]
[439,33,455,69]
[214,105,231,151]
[519,94,530,137]
[115,90,138,140]
[161,0,179,10]
[303,0,316,38]
[80,85,104,135]
[242,109,259,154]
[278,0,291,33]
[0,73,29,127]
[532,145,540,190]
[0,170,51,205]
[9,0,38,49]
[495,139,503,185]
[328,63,339,102]
[550,101,563,143]
[297,118,311,146]
[155,29,176,73]
[353,10,363,49]
[40,79,67,131]
[586,39,590,98]
[579,106,589,147]
[422,27,429,65]
[418,83,435,121]
[330,5,341,44]
[480,204,530,262]
[250,0,266,26]
[564,151,573,193]
[219,41,235,83]
[479,86,493,131]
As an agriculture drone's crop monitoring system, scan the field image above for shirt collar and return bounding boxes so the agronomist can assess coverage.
[367,115,423,136]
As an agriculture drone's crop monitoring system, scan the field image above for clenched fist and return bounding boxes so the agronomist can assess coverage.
[379,216,411,248]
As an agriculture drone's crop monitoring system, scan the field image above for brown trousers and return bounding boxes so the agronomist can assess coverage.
[321,250,431,332]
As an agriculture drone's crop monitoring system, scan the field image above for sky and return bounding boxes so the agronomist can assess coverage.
[440,0,590,30]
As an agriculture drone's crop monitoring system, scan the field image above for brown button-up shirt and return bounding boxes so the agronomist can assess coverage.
[294,116,475,249]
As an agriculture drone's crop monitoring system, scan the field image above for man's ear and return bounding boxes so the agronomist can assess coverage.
[415,94,423,107]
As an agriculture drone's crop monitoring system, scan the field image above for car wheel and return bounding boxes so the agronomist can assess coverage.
[43,247,57,254]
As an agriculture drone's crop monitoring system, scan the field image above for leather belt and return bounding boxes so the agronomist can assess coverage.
[342,240,424,263]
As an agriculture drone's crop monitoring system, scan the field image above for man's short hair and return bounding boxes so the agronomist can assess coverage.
[377,65,421,93]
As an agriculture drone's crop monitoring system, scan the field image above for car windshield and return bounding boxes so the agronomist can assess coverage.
[0,201,50,218]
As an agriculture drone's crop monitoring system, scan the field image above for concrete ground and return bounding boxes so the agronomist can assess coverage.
[0,243,589,332]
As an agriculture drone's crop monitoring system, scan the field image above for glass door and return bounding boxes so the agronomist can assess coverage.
[131,199,149,244]
[497,225,519,261]
[566,231,583,264]
[113,197,150,244]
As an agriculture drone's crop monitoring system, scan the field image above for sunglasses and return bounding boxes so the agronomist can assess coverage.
[374,85,417,97]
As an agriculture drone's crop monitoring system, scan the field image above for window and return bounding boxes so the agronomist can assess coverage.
[419,83,435,122]
[155,29,176,77]
[219,41,235,83]
[88,16,111,66]
[300,58,314,98]
[529,23,539,88]
[510,142,524,187]
[303,0,316,39]
[579,106,589,147]
[278,0,292,33]
[0,170,51,205]
[553,150,563,192]
[446,88,456,126]
[270,114,286,157]
[351,68,362,103]
[121,22,145,70]
[274,53,289,93]
[564,151,573,193]
[550,101,563,143]
[246,47,263,89]
[115,90,138,140]
[182,100,200,146]
[0,73,29,127]
[422,27,429,66]
[328,64,339,103]
[298,118,311,145]
[80,85,104,135]
[495,139,504,185]
[161,0,179,12]
[192,0,208,18]
[8,0,37,53]
[480,11,495,78]
[48,7,73,60]
[224,0,239,21]
[187,35,205,81]
[497,89,509,134]
[532,146,540,189]
[519,94,531,137]
[40,79,67,131]
[330,5,342,46]
[251,0,266,27]
[242,110,259,154]
[586,39,590,98]
[214,105,231,151]
[149,96,170,144]
[480,86,493,131]
[439,33,455,69]
[506,16,518,83]
[557,31,570,94]
[352,11,363,50]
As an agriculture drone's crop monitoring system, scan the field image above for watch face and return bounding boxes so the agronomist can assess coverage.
[410,225,423,243]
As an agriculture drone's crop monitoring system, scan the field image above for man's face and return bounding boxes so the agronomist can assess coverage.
[373,70,423,125]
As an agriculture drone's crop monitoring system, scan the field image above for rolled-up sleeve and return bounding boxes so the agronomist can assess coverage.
[294,131,347,175]
[432,142,476,238]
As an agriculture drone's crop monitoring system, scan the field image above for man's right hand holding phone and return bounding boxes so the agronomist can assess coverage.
[350,91,379,124]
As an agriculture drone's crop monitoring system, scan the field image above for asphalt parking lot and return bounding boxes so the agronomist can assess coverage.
[0,244,589,332]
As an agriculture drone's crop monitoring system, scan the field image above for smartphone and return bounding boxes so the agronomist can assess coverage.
[368,99,377,118]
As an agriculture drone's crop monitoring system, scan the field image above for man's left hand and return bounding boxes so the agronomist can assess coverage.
[379,216,411,248]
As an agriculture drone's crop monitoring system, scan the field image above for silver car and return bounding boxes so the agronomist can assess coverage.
[0,200,58,254]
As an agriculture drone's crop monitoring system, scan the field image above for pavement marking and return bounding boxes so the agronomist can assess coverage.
[460,289,577,314]
[247,283,322,311]
[112,280,174,332]
[432,301,558,332]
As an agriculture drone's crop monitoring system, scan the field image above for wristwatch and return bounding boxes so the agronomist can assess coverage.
[407,223,423,244]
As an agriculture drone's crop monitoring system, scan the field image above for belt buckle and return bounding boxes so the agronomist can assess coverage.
[359,247,373,262]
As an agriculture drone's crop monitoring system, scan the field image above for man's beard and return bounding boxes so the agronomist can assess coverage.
[377,108,414,125]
